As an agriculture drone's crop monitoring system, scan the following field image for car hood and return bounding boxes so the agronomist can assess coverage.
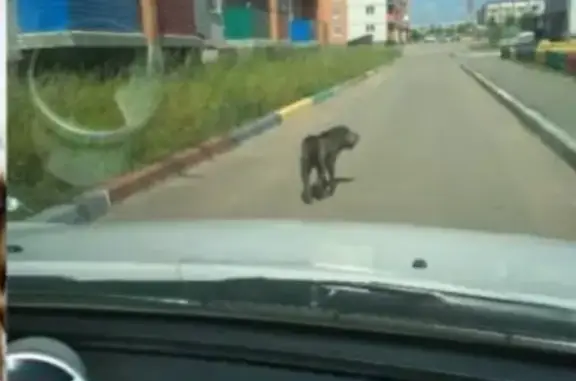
[7,220,576,308]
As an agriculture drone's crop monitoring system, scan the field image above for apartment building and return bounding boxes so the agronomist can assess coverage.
[324,0,348,44]
[387,0,410,43]
[478,0,544,24]
[542,0,575,38]
[346,1,389,41]
[323,0,409,43]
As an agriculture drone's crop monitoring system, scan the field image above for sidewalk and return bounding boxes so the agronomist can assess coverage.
[463,56,576,140]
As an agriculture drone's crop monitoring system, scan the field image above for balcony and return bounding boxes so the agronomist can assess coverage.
[387,12,409,29]
[387,13,400,22]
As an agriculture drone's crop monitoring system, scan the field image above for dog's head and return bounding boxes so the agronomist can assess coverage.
[343,128,360,150]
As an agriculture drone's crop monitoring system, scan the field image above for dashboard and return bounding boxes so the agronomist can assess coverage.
[7,305,576,381]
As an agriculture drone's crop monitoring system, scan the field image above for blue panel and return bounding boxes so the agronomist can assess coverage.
[16,0,141,33]
[289,19,314,42]
[68,0,141,32]
[17,0,70,33]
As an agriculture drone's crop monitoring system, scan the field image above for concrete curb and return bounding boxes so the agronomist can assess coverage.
[30,66,385,224]
[461,63,576,173]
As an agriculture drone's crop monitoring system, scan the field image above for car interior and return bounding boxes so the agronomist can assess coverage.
[7,303,576,381]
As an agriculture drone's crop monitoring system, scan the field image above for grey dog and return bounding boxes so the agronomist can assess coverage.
[299,125,359,204]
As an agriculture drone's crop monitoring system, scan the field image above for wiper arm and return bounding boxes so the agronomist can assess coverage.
[319,280,576,321]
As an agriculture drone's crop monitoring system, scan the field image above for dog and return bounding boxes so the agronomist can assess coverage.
[300,125,359,204]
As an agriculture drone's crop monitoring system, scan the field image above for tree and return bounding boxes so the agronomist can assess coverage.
[456,22,472,34]
[519,11,536,31]
[410,29,424,42]
[487,17,502,47]
[504,15,517,27]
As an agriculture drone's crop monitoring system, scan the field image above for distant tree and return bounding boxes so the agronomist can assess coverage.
[504,15,517,27]
[487,17,502,46]
[456,22,472,34]
[410,29,424,41]
[519,11,536,31]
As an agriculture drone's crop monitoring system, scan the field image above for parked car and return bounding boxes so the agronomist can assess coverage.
[500,31,535,60]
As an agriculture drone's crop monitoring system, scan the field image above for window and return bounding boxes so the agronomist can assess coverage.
[366,5,375,15]
[366,24,375,33]
[333,6,341,18]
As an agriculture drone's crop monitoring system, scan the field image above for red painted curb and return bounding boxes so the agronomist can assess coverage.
[105,136,233,203]
[199,136,234,157]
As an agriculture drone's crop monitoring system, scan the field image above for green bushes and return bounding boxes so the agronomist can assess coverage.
[8,45,401,213]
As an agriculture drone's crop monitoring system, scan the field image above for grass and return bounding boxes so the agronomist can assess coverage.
[8,45,401,217]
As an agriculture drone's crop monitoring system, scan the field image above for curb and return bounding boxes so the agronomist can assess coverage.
[460,63,576,173]
[31,66,383,224]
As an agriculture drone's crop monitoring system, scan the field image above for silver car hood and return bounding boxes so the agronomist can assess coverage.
[7,219,576,309]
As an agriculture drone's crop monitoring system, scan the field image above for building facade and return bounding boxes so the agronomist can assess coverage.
[387,0,410,43]
[542,0,575,39]
[477,0,545,25]
[7,0,22,62]
[320,0,409,44]
[319,0,348,44]
[476,0,575,39]
[346,0,389,42]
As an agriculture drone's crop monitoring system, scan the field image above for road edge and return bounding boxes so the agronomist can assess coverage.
[28,66,384,224]
[460,62,576,172]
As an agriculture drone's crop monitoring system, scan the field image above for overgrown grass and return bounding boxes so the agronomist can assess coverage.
[8,45,401,215]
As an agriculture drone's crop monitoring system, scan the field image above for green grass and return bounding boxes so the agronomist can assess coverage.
[8,45,401,216]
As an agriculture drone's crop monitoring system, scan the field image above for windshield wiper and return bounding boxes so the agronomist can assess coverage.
[318,280,576,317]
[11,275,575,317]
[11,276,576,356]
[10,276,576,341]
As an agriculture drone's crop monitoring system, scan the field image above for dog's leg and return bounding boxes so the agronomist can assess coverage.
[300,152,314,204]
[316,144,331,198]
[325,154,337,196]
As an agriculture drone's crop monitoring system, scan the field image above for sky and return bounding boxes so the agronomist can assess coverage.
[409,0,489,26]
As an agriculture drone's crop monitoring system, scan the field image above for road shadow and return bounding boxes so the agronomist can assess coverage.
[312,177,355,202]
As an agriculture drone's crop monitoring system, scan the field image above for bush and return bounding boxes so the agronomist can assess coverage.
[8,45,401,213]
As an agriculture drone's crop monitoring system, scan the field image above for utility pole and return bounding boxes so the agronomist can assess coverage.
[467,0,475,23]
[467,0,479,39]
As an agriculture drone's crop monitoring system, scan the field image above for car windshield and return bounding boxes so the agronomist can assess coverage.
[4,0,576,346]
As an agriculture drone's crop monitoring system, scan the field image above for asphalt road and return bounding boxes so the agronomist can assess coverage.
[102,43,576,241]
[463,55,576,140]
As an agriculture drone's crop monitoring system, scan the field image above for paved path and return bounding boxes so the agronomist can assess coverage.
[462,55,576,140]
[102,44,576,242]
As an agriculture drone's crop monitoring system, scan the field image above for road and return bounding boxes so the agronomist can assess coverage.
[462,54,576,140]
[102,43,576,241]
